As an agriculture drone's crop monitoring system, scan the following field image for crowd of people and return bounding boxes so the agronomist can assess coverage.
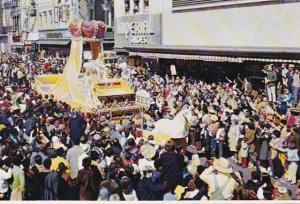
[0,51,299,201]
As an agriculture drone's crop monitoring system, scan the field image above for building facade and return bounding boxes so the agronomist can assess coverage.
[0,0,114,53]
[0,0,21,52]
[114,0,300,77]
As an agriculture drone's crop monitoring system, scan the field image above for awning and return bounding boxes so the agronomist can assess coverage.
[37,39,71,45]
[129,52,300,64]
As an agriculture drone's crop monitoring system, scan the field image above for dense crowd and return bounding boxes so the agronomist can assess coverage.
[0,52,299,201]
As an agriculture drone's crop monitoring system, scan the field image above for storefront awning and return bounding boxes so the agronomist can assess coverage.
[37,39,71,45]
[129,52,300,64]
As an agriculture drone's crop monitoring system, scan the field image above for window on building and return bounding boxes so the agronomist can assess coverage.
[90,9,94,20]
[133,0,139,14]
[49,10,53,25]
[39,13,43,28]
[65,5,70,21]
[143,0,149,13]
[54,7,58,23]
[44,11,47,28]
[58,6,63,22]
[124,0,130,14]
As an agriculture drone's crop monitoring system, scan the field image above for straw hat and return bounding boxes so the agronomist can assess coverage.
[140,144,156,159]
[211,115,218,122]
[213,157,233,174]
[208,107,216,114]
[102,126,110,133]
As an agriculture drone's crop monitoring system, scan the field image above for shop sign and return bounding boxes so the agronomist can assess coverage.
[115,14,161,46]
[39,30,71,39]
[46,32,63,39]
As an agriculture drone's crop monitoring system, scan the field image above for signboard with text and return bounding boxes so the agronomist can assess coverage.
[136,89,151,108]
[115,14,162,47]
[39,29,71,39]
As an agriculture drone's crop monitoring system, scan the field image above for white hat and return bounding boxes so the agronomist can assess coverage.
[213,157,233,174]
[211,115,218,122]
[80,143,91,153]
[52,136,59,144]
[140,144,156,159]
[93,133,101,141]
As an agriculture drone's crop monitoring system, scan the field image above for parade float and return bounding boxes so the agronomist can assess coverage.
[34,20,141,122]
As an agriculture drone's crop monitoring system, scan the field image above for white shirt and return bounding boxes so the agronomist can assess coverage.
[138,158,154,172]
[200,166,238,200]
[0,168,12,193]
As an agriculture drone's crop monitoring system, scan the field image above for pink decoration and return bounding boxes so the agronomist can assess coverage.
[68,21,81,37]
[69,20,107,39]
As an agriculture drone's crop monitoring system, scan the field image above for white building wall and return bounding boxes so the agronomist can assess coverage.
[162,2,300,50]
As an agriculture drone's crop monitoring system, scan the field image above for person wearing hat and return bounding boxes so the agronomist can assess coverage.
[78,143,91,171]
[199,157,240,200]
[138,144,156,174]
[263,64,277,103]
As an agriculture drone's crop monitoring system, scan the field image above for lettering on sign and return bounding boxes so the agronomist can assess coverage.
[116,14,161,45]
[117,21,154,44]
[46,32,63,39]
